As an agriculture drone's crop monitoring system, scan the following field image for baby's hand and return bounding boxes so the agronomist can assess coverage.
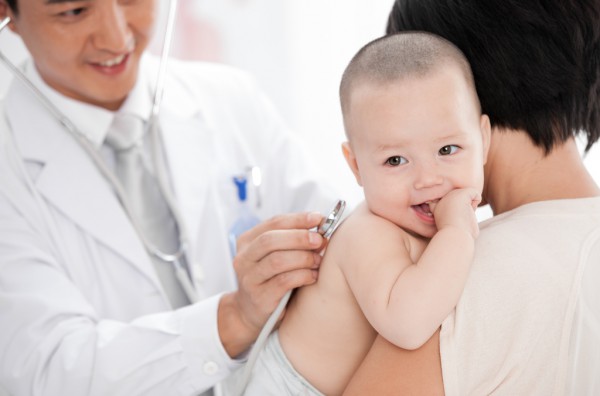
[430,188,481,239]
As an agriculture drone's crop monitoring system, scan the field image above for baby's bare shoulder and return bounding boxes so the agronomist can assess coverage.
[327,202,413,255]
[337,202,408,234]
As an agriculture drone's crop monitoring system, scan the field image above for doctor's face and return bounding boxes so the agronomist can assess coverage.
[1,0,156,110]
[342,66,490,238]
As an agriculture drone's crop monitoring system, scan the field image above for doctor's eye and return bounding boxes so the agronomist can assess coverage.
[56,4,88,19]
[385,156,407,166]
[62,8,85,16]
[439,145,459,156]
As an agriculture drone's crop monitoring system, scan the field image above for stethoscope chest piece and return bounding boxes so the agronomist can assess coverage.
[317,199,346,238]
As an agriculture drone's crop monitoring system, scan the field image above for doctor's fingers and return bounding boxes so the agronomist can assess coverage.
[236,227,326,266]
[236,212,325,251]
[235,253,322,322]
[240,248,323,285]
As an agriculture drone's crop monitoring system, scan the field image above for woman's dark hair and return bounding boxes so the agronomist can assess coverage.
[387,0,600,153]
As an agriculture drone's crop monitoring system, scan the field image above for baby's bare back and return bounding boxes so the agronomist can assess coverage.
[278,205,427,395]
[278,227,376,395]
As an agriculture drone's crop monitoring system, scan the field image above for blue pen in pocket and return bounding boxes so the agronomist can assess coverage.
[228,175,261,258]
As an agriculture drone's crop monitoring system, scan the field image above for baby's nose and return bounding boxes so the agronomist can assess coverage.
[413,164,444,190]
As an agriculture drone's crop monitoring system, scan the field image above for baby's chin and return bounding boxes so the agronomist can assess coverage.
[397,221,437,240]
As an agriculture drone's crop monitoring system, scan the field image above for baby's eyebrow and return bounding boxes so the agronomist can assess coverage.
[434,131,468,142]
[376,142,406,152]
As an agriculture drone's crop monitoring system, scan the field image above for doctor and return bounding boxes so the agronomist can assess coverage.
[0,0,336,395]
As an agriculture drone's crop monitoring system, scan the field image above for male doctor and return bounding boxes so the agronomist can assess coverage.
[0,0,336,394]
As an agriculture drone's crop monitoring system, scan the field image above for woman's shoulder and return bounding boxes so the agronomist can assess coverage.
[480,197,600,235]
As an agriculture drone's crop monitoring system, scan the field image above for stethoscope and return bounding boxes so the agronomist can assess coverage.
[0,0,201,303]
[230,199,346,396]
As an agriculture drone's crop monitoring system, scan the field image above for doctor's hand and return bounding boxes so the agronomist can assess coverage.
[217,212,326,358]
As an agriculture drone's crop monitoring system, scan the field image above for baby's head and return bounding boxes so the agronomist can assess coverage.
[340,32,490,238]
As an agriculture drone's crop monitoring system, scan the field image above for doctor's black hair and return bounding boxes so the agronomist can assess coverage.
[387,0,600,153]
[4,0,16,14]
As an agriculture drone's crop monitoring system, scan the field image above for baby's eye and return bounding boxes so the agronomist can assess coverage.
[439,145,459,155]
[385,156,407,166]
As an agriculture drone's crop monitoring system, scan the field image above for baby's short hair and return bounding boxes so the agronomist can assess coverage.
[339,32,478,118]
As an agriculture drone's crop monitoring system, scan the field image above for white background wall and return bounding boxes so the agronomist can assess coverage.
[157,0,399,209]
[2,0,599,218]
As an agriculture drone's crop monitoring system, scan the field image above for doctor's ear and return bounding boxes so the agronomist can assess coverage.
[0,1,16,32]
[341,141,363,186]
[0,0,8,17]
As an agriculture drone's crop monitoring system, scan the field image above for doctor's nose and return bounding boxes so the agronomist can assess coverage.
[92,4,134,52]
[413,164,444,190]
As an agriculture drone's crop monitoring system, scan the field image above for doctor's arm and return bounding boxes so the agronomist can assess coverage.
[0,194,250,396]
[217,211,325,357]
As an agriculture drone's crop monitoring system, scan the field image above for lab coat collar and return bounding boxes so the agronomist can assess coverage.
[118,57,153,122]
[13,55,204,152]
[141,53,204,119]
[23,61,113,148]
[4,75,163,291]
[23,58,156,144]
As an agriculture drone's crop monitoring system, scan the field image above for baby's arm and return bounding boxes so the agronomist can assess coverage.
[340,188,480,350]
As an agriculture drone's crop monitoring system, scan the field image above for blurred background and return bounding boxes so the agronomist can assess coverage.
[2,0,599,219]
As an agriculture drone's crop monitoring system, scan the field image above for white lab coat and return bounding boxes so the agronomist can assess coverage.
[0,57,336,396]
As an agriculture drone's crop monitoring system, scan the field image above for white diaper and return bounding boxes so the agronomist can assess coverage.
[220,330,324,396]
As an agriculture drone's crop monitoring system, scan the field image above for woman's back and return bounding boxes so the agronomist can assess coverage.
[441,196,600,394]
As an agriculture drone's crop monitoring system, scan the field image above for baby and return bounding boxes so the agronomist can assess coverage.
[227,31,490,395]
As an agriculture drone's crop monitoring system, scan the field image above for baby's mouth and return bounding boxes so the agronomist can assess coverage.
[412,199,439,217]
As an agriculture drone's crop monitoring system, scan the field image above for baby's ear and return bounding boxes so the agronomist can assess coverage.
[341,141,363,186]
[480,114,491,164]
